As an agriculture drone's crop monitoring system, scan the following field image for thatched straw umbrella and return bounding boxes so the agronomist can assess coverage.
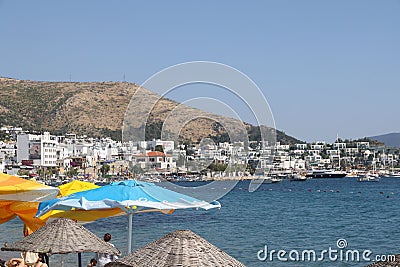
[105,230,246,267]
[364,254,400,267]
[1,218,120,267]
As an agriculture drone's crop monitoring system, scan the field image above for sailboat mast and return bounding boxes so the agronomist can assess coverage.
[337,133,341,170]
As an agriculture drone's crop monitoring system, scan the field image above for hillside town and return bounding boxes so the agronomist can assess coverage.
[0,126,399,184]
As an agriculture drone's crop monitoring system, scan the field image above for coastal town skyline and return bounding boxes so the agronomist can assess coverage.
[1,126,399,177]
[1,1,399,141]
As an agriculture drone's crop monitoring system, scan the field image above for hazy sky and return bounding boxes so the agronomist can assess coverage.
[0,1,399,142]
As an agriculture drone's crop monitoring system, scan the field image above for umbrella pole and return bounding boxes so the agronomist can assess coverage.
[78,252,82,267]
[127,212,133,253]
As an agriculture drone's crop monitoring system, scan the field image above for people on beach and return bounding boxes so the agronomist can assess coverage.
[37,254,48,267]
[87,258,97,267]
[19,252,47,267]
[95,233,118,267]
[21,252,38,267]
[20,225,47,267]
[34,255,47,267]
[6,258,25,267]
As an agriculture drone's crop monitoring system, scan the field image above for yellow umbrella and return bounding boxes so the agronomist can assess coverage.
[0,173,59,202]
[58,180,100,197]
[0,178,100,232]
[0,201,16,224]
[0,173,59,231]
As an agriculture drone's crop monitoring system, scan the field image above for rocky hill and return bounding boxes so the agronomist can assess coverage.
[369,133,400,148]
[0,77,301,144]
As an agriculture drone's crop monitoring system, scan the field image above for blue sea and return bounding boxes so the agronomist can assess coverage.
[1,178,399,267]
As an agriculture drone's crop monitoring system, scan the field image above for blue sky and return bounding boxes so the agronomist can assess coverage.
[0,0,399,142]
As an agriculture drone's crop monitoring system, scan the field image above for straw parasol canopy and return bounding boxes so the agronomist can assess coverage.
[105,230,246,267]
[364,254,400,267]
[1,218,120,256]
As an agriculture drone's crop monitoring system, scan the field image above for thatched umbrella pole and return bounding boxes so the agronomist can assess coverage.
[78,252,82,267]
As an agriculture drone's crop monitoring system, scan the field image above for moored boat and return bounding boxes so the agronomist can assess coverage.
[270,176,283,183]
[251,176,273,184]
[388,172,400,178]
[305,169,347,179]
[290,173,307,181]
[357,173,380,182]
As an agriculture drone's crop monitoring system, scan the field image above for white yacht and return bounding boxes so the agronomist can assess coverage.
[389,172,400,178]
[357,173,380,182]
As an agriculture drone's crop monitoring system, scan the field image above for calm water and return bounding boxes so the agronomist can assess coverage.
[1,178,399,267]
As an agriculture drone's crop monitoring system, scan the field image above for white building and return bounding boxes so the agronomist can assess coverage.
[333,143,347,149]
[137,140,175,153]
[357,142,370,149]
[310,144,324,150]
[149,140,174,152]
[0,161,4,173]
[282,159,306,170]
[0,126,24,134]
[327,150,339,156]
[275,142,290,151]
[0,141,16,162]
[17,132,58,167]
[305,155,322,163]
[133,151,176,171]
[296,144,307,150]
[346,147,359,154]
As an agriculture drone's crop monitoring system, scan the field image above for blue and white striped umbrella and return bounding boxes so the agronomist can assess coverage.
[36,180,221,252]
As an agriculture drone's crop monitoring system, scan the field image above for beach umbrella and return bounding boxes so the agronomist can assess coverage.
[1,218,121,267]
[0,179,99,232]
[36,180,221,253]
[0,173,58,202]
[57,180,100,197]
[104,230,246,267]
[0,173,59,231]
[364,255,400,267]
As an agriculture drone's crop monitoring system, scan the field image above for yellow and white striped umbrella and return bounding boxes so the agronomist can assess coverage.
[0,173,59,231]
[0,173,59,202]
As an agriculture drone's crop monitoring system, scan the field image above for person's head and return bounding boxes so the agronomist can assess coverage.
[7,259,23,267]
[23,224,32,237]
[103,233,111,242]
[90,258,97,266]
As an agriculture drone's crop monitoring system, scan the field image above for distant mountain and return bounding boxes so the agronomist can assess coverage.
[369,133,400,148]
[0,77,301,144]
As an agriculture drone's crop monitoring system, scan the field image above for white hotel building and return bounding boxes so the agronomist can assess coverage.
[17,132,58,167]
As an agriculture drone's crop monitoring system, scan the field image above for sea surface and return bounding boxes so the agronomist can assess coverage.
[1,178,399,267]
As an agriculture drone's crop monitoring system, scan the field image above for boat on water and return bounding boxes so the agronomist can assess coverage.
[251,176,273,184]
[388,172,400,178]
[270,177,282,183]
[346,170,361,178]
[251,167,276,184]
[357,173,380,182]
[305,169,347,179]
[290,173,307,181]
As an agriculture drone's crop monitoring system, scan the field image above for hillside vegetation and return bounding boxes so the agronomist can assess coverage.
[0,77,301,144]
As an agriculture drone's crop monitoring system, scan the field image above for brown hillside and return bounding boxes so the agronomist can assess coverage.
[0,78,241,142]
[0,77,300,144]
